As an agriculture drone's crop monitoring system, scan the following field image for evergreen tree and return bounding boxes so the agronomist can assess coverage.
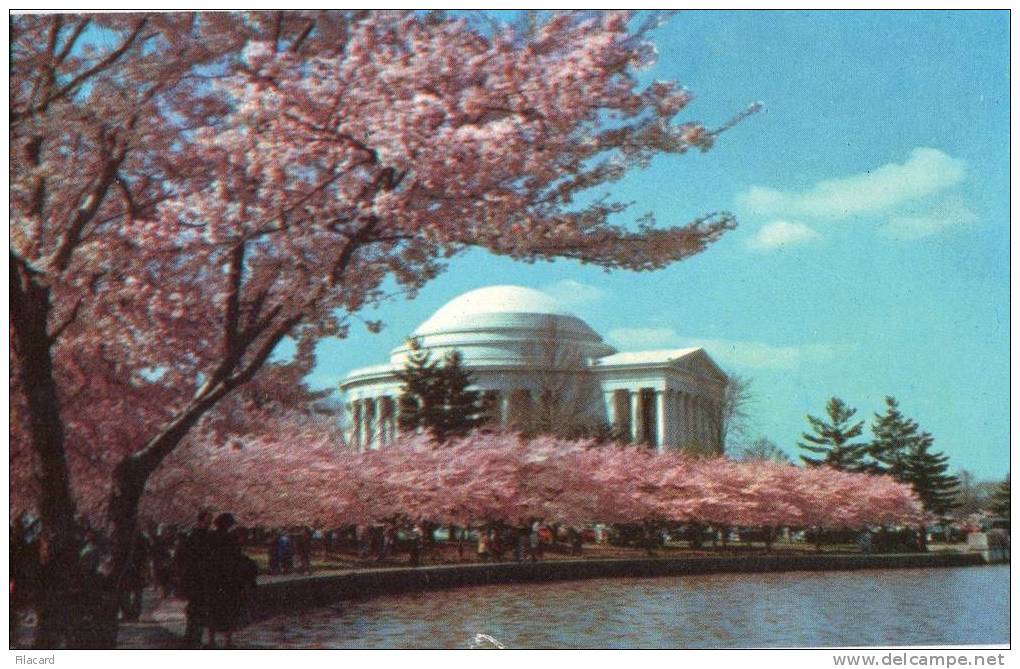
[869,396,916,480]
[989,475,1010,518]
[396,339,485,442]
[798,397,869,471]
[870,396,958,516]
[396,338,445,434]
[902,432,959,517]
[435,350,486,441]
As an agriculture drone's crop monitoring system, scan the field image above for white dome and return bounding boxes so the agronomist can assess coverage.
[383,284,616,368]
[413,285,574,334]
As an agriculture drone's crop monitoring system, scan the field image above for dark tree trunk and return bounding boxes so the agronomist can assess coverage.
[102,394,229,646]
[11,257,86,648]
[11,241,299,647]
[10,256,237,647]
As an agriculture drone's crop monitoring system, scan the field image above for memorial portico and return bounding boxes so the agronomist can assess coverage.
[341,286,727,454]
[593,350,727,454]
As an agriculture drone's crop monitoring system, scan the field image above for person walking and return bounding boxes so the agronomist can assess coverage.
[529,521,541,562]
[271,530,293,573]
[206,513,257,649]
[568,527,583,556]
[176,510,213,648]
[477,528,490,562]
[150,525,176,597]
[119,529,150,621]
[408,525,423,566]
[355,524,368,559]
[385,525,398,560]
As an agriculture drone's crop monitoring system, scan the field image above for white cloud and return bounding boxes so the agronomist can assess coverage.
[879,199,978,240]
[736,147,966,220]
[746,220,821,251]
[607,328,843,370]
[541,279,607,307]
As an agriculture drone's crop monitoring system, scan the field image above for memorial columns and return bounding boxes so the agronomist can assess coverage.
[363,397,377,450]
[351,401,363,450]
[672,390,682,447]
[612,390,631,439]
[499,392,510,426]
[654,390,666,453]
[377,397,387,445]
[630,390,642,444]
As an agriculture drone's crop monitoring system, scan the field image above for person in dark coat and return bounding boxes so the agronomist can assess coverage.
[150,525,175,597]
[206,513,257,648]
[176,510,213,648]
[270,531,293,574]
[119,530,150,621]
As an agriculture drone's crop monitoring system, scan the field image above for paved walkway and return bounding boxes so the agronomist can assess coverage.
[117,569,368,648]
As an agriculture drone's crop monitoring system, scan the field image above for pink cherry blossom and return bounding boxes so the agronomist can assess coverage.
[136,430,923,532]
[12,11,759,645]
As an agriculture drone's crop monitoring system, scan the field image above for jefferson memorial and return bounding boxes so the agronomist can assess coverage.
[340,285,727,454]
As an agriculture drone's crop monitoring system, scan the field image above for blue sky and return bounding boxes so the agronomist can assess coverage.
[305,11,1009,480]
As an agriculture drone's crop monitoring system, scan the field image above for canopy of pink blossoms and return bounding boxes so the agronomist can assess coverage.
[139,431,923,530]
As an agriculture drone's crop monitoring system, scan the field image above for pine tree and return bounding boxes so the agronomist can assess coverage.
[798,397,869,471]
[435,350,486,441]
[870,396,958,516]
[902,432,959,517]
[869,396,919,480]
[989,475,1010,518]
[395,339,485,443]
[396,338,445,434]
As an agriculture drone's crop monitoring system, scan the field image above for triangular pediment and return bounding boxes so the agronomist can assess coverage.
[670,348,729,382]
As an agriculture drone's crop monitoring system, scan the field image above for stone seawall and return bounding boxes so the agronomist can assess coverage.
[253,551,988,618]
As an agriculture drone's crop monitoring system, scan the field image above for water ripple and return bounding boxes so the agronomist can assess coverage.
[239,565,1009,649]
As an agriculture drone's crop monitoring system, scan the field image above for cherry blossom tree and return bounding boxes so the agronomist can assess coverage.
[141,405,354,528]
[139,430,922,539]
[11,10,759,645]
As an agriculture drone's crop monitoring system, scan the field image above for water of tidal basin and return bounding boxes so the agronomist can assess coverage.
[240,565,1008,649]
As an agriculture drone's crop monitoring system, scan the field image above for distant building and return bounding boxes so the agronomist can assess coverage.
[340,285,727,453]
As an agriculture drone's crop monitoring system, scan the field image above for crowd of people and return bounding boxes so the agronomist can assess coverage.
[11,510,628,648]
[14,514,574,638]
[177,511,259,648]
[9,509,258,649]
[267,526,315,575]
[476,523,533,562]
